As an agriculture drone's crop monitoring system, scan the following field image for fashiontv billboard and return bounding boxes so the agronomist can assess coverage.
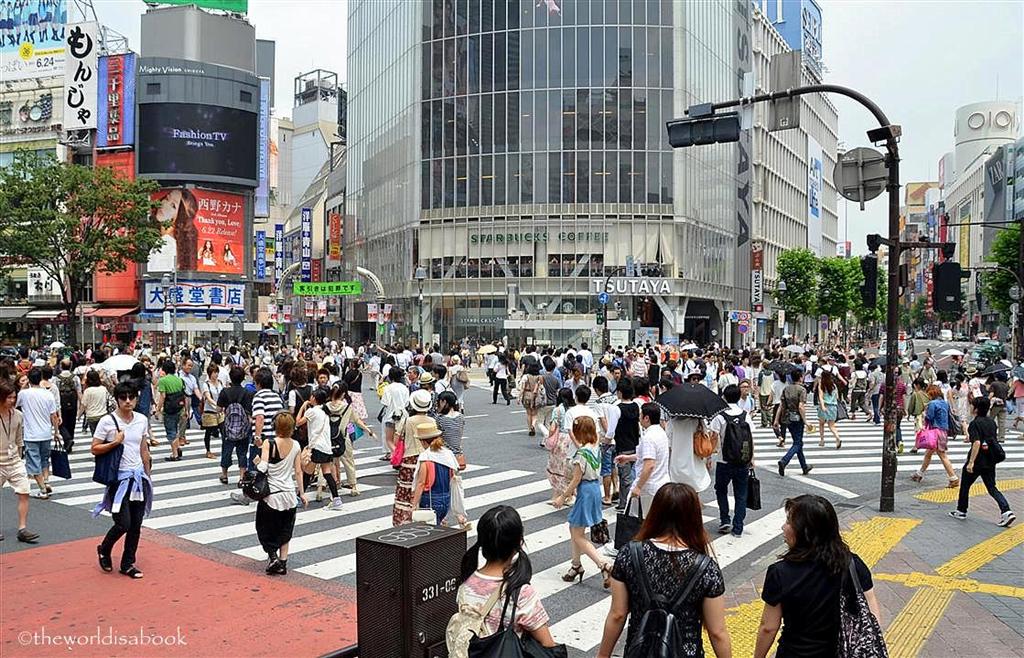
[138,103,257,184]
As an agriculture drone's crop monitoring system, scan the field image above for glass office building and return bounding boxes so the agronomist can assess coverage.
[347,0,750,346]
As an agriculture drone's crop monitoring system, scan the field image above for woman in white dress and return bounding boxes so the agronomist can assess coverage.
[666,416,711,493]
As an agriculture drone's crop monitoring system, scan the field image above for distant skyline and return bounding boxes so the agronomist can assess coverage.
[93,0,1021,258]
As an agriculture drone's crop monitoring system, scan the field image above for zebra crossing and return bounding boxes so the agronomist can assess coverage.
[44,409,1023,655]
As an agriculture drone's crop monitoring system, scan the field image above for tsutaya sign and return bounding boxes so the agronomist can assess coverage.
[591,278,674,296]
[470,231,609,244]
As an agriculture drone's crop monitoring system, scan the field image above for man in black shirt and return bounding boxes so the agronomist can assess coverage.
[613,379,640,514]
[949,397,1015,526]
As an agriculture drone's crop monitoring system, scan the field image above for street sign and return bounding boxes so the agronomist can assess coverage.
[737,323,749,334]
[597,291,610,305]
[834,147,886,208]
[1011,302,1019,315]
[819,314,829,330]
[296,321,305,331]
[292,280,363,296]
[778,309,786,329]
[1011,285,1021,301]
[768,51,802,131]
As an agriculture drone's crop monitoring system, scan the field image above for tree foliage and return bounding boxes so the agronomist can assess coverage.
[775,248,819,320]
[981,223,1020,321]
[818,257,858,320]
[0,151,162,343]
[909,296,928,327]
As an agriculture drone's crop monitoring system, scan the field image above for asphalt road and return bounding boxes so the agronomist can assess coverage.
[3,376,1021,657]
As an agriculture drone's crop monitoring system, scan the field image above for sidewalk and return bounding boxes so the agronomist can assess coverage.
[1,529,356,658]
[714,480,1024,657]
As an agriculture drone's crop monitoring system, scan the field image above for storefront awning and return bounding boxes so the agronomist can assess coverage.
[86,306,137,318]
[0,306,32,320]
[25,309,65,320]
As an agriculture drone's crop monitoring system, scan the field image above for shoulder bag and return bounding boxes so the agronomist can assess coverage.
[50,432,72,480]
[92,413,124,486]
[838,559,889,658]
[243,438,279,501]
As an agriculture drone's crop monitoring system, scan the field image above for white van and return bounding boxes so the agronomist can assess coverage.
[938,329,953,342]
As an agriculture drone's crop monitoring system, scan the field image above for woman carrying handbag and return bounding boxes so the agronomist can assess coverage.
[910,384,958,488]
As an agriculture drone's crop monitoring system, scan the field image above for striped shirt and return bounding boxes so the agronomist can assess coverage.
[251,388,285,443]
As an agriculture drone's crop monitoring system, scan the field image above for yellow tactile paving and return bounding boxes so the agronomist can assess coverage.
[936,525,1024,578]
[875,572,1024,599]
[915,478,1024,503]
[884,588,957,658]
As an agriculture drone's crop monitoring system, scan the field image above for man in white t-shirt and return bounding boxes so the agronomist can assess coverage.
[566,386,600,444]
[16,368,60,497]
[624,402,670,513]
[591,376,621,505]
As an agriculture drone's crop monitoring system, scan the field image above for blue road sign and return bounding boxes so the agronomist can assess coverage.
[296,322,305,331]
[597,291,610,305]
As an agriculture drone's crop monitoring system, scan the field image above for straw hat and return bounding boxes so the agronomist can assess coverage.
[413,422,442,442]
[419,372,436,386]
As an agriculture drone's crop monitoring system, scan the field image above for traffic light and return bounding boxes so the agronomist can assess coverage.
[596,306,606,324]
[860,255,878,307]
[666,112,741,148]
[932,261,962,313]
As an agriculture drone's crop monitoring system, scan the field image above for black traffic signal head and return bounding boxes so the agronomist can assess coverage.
[933,261,963,314]
[860,255,878,307]
[667,112,741,148]
[866,234,883,253]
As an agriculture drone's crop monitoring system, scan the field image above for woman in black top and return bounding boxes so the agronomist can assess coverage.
[754,494,881,658]
[949,397,1015,526]
[597,483,731,658]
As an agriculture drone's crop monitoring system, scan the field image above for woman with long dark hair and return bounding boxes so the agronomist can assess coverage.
[546,387,575,505]
[597,483,731,658]
[815,370,841,449]
[753,494,882,658]
[449,506,556,651]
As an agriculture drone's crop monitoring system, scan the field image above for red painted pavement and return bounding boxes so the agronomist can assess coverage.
[1,532,357,657]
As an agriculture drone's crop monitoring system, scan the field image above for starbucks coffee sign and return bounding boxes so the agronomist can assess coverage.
[470,231,609,244]
[591,278,674,296]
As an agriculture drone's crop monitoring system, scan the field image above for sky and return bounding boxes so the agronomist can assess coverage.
[90,0,1022,257]
[820,0,1023,254]
[92,0,348,114]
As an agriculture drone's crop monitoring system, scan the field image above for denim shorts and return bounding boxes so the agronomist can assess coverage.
[23,440,51,476]
[600,443,615,478]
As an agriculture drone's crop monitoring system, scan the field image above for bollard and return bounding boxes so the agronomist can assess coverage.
[355,523,467,658]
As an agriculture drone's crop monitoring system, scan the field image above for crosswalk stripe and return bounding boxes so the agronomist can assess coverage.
[180,467,522,545]
[806,461,1024,475]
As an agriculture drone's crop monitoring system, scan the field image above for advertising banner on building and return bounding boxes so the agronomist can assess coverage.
[143,280,245,313]
[0,88,60,139]
[255,230,267,280]
[95,150,135,179]
[97,53,135,148]
[255,78,270,217]
[63,22,99,131]
[300,208,312,282]
[958,203,971,264]
[750,240,764,312]
[148,188,246,276]
[274,223,285,288]
[806,135,824,256]
[0,0,66,81]
[328,211,342,263]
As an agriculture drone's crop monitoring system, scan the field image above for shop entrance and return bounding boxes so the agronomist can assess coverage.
[635,297,664,343]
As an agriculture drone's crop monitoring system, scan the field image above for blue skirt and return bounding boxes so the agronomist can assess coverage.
[567,480,603,528]
[820,403,838,422]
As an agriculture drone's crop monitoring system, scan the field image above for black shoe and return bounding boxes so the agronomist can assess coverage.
[802,466,814,476]
[777,462,785,477]
[717,523,732,535]
[97,545,113,572]
[163,455,181,462]
[528,430,536,437]
[16,528,38,543]
[268,559,287,575]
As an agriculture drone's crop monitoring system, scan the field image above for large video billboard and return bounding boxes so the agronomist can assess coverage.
[0,0,66,81]
[148,188,246,276]
[137,103,257,183]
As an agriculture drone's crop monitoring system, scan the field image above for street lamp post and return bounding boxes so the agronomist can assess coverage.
[414,266,427,348]
[777,279,788,339]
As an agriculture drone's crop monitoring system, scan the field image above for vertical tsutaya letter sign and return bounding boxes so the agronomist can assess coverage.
[751,240,764,310]
[300,208,312,283]
[63,22,99,131]
[255,230,266,280]
[274,223,285,289]
[255,78,270,217]
[733,0,753,314]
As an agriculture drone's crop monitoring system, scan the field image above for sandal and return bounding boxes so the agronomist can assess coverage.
[119,566,144,579]
[97,545,112,572]
[601,563,613,589]
[219,476,229,485]
[561,563,584,583]
[206,452,216,459]
[947,478,959,489]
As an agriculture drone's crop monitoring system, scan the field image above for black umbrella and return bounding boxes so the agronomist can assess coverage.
[657,382,728,421]
[767,360,792,377]
[982,362,1011,376]
[870,356,887,368]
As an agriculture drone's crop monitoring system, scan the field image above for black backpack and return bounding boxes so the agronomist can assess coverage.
[163,389,185,415]
[290,385,311,446]
[720,411,754,465]
[327,402,351,457]
[624,543,711,658]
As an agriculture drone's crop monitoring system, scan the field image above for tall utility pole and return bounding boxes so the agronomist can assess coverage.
[667,83,903,512]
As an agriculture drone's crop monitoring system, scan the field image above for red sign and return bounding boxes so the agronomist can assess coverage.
[149,188,246,275]
[328,212,342,262]
[751,240,764,270]
[311,258,322,282]
[95,150,135,179]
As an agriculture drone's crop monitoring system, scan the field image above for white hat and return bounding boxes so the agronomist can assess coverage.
[410,389,432,412]
[33,358,46,366]
[809,355,818,363]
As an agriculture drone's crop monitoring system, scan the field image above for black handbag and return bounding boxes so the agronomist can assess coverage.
[243,438,278,501]
[92,413,124,486]
[50,434,72,480]
[615,496,644,549]
[590,519,610,545]
[838,559,889,658]
[468,587,568,658]
[746,469,762,510]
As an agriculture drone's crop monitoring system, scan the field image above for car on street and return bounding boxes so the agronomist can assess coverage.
[975,333,991,343]
[970,340,1007,367]
[938,329,953,342]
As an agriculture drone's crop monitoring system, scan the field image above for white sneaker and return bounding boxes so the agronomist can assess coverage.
[602,545,619,558]
[948,510,967,520]
[326,497,344,511]
[998,511,1016,527]
[229,491,251,506]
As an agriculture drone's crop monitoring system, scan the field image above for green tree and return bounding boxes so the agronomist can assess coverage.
[0,152,162,344]
[818,257,858,320]
[775,248,819,321]
[909,296,928,328]
[981,223,1020,321]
